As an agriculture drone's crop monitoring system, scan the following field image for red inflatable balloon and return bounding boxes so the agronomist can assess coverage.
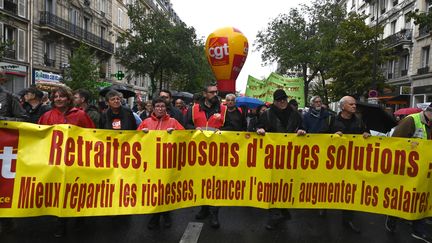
[205,27,248,92]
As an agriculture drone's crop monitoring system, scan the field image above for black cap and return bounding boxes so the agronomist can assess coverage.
[289,99,298,106]
[26,87,44,99]
[273,89,288,100]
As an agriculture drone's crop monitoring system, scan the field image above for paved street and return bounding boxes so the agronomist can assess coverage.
[1,207,429,243]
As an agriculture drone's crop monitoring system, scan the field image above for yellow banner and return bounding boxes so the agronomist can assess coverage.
[0,122,431,220]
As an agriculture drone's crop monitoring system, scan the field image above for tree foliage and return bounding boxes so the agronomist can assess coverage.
[256,0,346,104]
[256,0,391,103]
[408,9,432,34]
[116,4,212,96]
[62,44,100,98]
[326,13,391,100]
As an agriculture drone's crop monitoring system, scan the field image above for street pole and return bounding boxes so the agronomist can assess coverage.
[371,0,379,92]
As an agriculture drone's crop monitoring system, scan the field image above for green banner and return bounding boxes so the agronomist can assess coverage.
[244,73,305,107]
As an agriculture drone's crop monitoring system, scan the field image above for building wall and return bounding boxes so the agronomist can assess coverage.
[0,0,30,93]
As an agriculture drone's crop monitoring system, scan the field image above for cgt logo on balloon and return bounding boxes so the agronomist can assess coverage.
[0,128,19,208]
[206,27,248,93]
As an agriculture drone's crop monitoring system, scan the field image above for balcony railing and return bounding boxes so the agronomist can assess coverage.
[4,0,17,15]
[3,48,16,59]
[401,69,408,76]
[384,29,413,48]
[417,66,430,75]
[39,11,114,53]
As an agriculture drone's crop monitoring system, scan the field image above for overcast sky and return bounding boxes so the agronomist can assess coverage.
[170,0,310,93]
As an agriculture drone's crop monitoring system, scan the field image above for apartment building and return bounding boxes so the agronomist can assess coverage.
[340,0,431,107]
[0,0,29,93]
[0,0,178,100]
[32,0,114,91]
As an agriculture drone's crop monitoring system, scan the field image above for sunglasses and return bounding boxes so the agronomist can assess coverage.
[207,91,218,94]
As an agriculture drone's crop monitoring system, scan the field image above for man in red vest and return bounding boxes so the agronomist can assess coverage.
[185,85,226,131]
[185,84,226,228]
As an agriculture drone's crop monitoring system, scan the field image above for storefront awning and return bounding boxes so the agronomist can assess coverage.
[385,95,410,105]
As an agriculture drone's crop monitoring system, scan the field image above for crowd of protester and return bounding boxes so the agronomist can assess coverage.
[0,84,431,242]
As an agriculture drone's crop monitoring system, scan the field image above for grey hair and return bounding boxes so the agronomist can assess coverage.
[339,96,350,110]
[310,95,321,104]
[225,93,236,100]
[105,90,123,101]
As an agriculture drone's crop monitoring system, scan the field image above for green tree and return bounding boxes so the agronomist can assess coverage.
[325,13,391,100]
[408,9,432,35]
[116,3,211,96]
[62,44,100,97]
[255,0,346,105]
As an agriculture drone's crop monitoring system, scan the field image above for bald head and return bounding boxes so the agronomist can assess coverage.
[339,96,356,116]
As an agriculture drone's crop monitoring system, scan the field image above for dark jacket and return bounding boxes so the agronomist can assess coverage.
[0,87,27,121]
[23,102,51,124]
[221,107,246,131]
[257,104,303,133]
[302,108,332,133]
[328,113,368,135]
[167,103,185,126]
[85,105,101,128]
[100,106,137,130]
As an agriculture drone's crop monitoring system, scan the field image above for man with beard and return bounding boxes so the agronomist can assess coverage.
[302,96,332,133]
[185,84,226,228]
[256,89,306,230]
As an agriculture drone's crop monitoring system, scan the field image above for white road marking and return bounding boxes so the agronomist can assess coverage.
[179,222,204,243]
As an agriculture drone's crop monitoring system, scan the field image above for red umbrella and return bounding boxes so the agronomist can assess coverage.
[394,107,422,115]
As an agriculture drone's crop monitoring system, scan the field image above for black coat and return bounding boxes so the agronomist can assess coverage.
[257,105,302,133]
[328,113,368,135]
[99,106,137,130]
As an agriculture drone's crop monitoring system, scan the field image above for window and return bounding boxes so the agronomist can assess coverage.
[100,26,105,39]
[421,46,430,68]
[18,0,26,18]
[17,29,24,61]
[370,3,376,21]
[44,42,56,67]
[44,42,55,59]
[351,0,356,8]
[400,54,409,76]
[100,0,106,13]
[4,25,15,44]
[404,12,411,29]
[380,0,386,14]
[118,8,122,27]
[390,20,397,34]
[428,0,432,13]
[83,17,90,33]
[45,0,54,13]
[388,60,395,78]
[69,7,79,26]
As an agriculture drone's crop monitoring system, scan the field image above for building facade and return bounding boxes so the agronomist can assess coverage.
[340,0,431,107]
[32,0,114,91]
[0,0,178,101]
[0,0,30,93]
